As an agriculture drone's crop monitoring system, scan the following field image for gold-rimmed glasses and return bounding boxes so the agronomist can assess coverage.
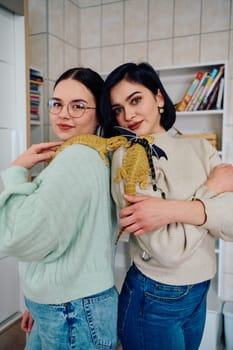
[48,98,96,118]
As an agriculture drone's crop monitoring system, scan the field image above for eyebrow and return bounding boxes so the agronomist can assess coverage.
[51,97,89,104]
[111,91,142,108]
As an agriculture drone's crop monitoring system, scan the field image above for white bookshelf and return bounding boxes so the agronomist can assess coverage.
[158,62,227,156]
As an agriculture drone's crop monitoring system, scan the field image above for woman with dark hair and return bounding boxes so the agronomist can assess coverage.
[100,62,233,350]
[0,67,118,349]
[101,62,176,137]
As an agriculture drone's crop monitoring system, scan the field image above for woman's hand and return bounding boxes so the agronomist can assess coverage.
[11,142,62,170]
[205,163,233,194]
[119,195,173,235]
[21,310,34,333]
[119,194,206,236]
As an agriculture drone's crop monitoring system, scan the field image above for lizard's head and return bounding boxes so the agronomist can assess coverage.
[107,136,128,151]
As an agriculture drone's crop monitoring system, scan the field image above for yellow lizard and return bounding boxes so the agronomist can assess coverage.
[51,134,128,166]
[114,135,155,242]
[51,133,156,243]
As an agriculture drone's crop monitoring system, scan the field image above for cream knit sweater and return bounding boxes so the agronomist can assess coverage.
[111,132,233,285]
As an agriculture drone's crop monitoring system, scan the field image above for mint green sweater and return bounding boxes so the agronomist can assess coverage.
[0,145,117,304]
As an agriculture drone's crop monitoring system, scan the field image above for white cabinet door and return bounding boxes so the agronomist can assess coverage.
[0,257,20,323]
[0,6,26,324]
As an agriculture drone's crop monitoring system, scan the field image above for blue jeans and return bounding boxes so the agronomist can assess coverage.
[25,286,118,350]
[118,264,210,350]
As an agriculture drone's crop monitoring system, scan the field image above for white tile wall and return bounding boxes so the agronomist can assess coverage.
[77,0,101,6]
[64,1,79,46]
[29,34,47,76]
[124,42,148,63]
[102,2,124,46]
[80,6,101,48]
[148,39,173,68]
[64,43,79,71]
[201,0,231,32]
[124,0,148,43]
[200,31,229,63]
[48,35,64,81]
[174,36,200,66]
[28,0,46,34]
[80,47,101,72]
[48,0,64,38]
[174,0,201,36]
[101,45,123,72]
[148,0,173,40]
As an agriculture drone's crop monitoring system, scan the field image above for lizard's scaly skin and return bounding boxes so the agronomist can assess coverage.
[51,133,155,243]
[114,135,155,242]
[52,134,128,166]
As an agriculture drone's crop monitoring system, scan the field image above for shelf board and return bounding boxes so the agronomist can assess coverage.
[30,120,41,125]
[176,109,224,116]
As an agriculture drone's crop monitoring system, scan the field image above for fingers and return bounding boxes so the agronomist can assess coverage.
[27,315,34,332]
[31,142,62,154]
[35,151,57,162]
[123,194,147,204]
[21,311,34,332]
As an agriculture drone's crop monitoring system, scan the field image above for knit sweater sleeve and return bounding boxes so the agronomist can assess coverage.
[0,145,103,261]
[190,143,233,241]
[112,138,233,267]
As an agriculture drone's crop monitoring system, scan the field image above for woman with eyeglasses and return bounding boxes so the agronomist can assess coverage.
[0,67,118,350]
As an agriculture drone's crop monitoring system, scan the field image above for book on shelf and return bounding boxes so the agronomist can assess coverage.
[186,72,210,111]
[30,68,43,83]
[216,77,224,109]
[199,65,224,110]
[176,71,204,112]
[30,114,40,121]
[192,67,219,111]
[29,68,43,122]
[205,79,221,110]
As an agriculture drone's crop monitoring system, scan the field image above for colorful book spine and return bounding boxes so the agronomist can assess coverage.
[216,77,224,109]
[176,71,203,112]
[186,72,209,111]
[205,79,221,110]
[192,68,219,111]
[200,65,224,109]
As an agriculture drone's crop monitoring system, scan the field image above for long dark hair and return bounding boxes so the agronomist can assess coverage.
[100,62,176,137]
[54,67,104,128]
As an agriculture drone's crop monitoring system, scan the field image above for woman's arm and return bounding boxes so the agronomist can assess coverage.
[11,142,62,169]
[21,310,34,333]
[0,146,92,261]
[119,163,233,236]
[118,195,205,236]
[204,163,233,194]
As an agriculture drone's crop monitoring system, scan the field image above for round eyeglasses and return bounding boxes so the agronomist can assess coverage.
[48,98,96,118]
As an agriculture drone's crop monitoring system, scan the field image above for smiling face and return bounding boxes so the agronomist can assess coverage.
[50,78,98,141]
[110,79,165,136]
